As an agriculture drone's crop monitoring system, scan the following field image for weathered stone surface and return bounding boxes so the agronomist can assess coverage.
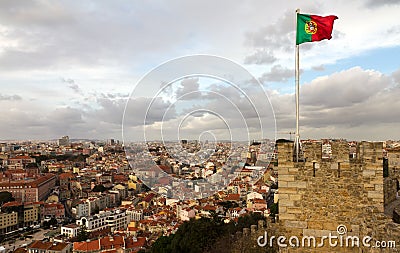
[284,220,307,229]
[268,141,400,252]
[279,175,295,182]
[287,181,307,188]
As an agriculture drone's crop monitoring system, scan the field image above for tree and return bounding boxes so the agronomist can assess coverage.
[269,202,279,217]
[0,191,14,205]
[92,204,100,215]
[76,224,89,242]
[151,236,174,253]
[92,184,106,192]
[49,217,58,226]
[150,213,266,253]
[42,217,58,229]
[236,212,265,231]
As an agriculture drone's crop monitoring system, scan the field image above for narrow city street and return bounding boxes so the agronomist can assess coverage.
[1,229,49,253]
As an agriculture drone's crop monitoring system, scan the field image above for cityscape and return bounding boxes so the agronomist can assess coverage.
[1,1,400,253]
[0,137,400,252]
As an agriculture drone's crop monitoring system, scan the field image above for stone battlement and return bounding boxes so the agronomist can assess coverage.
[275,140,400,252]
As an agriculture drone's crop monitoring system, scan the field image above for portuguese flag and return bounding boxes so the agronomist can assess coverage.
[296,14,338,45]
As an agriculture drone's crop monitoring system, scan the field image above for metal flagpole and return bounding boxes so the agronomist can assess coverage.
[295,9,300,162]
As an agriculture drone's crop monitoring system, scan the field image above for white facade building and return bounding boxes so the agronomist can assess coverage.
[61,223,79,238]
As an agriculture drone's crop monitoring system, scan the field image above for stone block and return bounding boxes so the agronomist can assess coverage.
[307,221,324,230]
[280,199,295,207]
[287,207,302,214]
[279,175,295,182]
[279,213,296,220]
[289,194,302,201]
[323,222,339,231]
[367,191,383,199]
[362,170,376,177]
[279,167,289,174]
[279,193,289,200]
[284,220,308,229]
[302,229,333,238]
[287,181,307,188]
[279,187,299,194]
[279,181,288,187]
[369,178,383,185]
[374,184,383,191]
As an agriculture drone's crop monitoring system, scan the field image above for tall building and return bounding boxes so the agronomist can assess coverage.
[58,136,70,146]
[0,212,18,234]
[0,174,57,202]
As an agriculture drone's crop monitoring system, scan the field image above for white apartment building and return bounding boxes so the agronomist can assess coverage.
[105,209,128,232]
[72,201,89,218]
[75,209,128,232]
[61,223,79,238]
[126,209,143,222]
[76,211,108,232]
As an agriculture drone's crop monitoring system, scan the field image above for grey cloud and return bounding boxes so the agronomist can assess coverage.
[392,68,400,84]
[48,107,84,126]
[244,50,276,65]
[62,78,81,94]
[244,11,294,50]
[387,25,400,35]
[123,96,176,127]
[270,67,400,140]
[260,65,298,83]
[301,67,389,108]
[176,78,200,100]
[364,0,400,7]
[98,92,130,99]
[243,8,319,66]
[312,65,325,71]
[243,11,294,66]
[0,1,255,72]
[0,94,22,101]
[0,106,86,140]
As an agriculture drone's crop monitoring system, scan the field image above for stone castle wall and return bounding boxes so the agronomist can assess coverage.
[275,140,400,252]
[385,148,400,205]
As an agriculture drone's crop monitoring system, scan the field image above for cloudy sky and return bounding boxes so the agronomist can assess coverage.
[1,0,400,141]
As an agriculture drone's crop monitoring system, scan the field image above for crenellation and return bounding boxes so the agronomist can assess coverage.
[232,140,400,252]
[331,140,350,162]
[273,140,400,252]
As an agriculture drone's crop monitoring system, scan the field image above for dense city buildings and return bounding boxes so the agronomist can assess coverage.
[0,137,399,252]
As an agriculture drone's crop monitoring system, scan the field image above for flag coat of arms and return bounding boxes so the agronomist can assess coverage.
[296,14,338,45]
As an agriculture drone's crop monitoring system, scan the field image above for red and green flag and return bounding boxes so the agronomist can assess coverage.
[296,14,338,45]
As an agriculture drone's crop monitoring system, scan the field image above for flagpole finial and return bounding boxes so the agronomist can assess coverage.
[296,9,300,14]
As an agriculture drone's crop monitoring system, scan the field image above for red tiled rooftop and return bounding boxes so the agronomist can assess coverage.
[224,194,240,201]
[48,242,69,251]
[29,241,53,250]
[126,237,146,249]
[64,223,79,228]
[13,248,27,253]
[202,205,217,211]
[2,201,23,207]
[59,172,75,179]
[9,155,33,160]
[100,236,124,249]
[142,193,155,202]
[73,240,100,252]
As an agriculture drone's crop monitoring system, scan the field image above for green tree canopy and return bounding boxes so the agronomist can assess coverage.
[76,224,89,242]
[0,191,15,205]
[151,213,266,253]
[92,184,106,192]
